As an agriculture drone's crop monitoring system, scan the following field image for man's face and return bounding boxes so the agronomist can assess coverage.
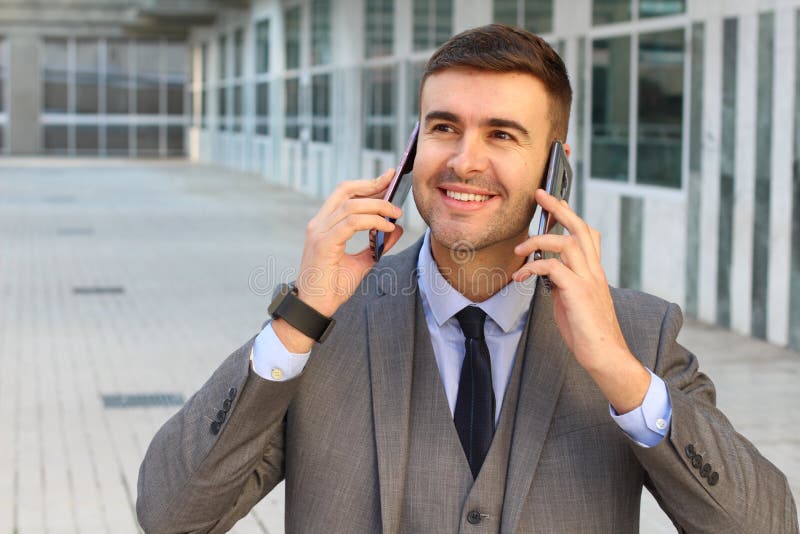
[413,68,559,253]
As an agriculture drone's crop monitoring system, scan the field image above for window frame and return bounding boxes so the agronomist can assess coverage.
[585,14,691,195]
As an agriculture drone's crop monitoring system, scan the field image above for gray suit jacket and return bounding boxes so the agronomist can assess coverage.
[137,238,798,533]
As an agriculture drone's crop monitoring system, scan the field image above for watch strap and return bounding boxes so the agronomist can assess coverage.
[268,283,335,343]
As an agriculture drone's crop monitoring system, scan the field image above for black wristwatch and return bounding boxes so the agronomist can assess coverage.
[268,282,335,343]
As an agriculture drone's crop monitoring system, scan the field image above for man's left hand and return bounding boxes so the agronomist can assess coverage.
[512,189,651,414]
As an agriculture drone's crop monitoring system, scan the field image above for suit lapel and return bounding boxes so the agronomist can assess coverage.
[366,239,423,534]
[501,281,571,534]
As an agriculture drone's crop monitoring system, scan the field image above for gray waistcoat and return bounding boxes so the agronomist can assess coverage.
[400,298,531,533]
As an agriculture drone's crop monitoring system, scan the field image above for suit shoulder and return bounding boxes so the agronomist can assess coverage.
[610,286,685,342]
[610,286,674,323]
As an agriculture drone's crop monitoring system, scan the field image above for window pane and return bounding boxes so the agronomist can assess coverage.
[256,81,270,135]
[167,125,184,155]
[199,88,207,128]
[593,0,631,25]
[219,35,227,80]
[434,0,452,45]
[137,125,160,155]
[106,125,129,154]
[218,87,227,131]
[791,10,800,349]
[137,41,160,114]
[43,38,69,113]
[75,125,99,154]
[312,0,332,65]
[636,29,683,187]
[0,39,5,113]
[285,77,300,138]
[166,41,186,115]
[75,39,99,113]
[365,0,393,58]
[717,18,738,329]
[413,0,452,51]
[201,42,208,82]
[312,73,331,142]
[493,0,517,26]
[233,29,243,78]
[751,13,775,339]
[43,125,68,153]
[408,61,425,126]
[364,66,395,150]
[107,39,130,114]
[232,84,242,132]
[591,36,630,181]
[285,7,301,70]
[524,0,553,34]
[256,20,270,73]
[639,0,685,18]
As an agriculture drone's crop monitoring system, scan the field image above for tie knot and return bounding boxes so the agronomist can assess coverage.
[455,306,487,340]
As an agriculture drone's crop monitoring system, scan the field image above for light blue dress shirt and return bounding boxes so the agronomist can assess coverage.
[252,229,672,447]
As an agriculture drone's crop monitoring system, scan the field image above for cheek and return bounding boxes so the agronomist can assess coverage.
[413,141,448,180]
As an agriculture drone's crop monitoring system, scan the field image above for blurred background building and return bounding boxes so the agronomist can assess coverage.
[1,0,799,351]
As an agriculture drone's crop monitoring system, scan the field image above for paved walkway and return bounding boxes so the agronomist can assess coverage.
[0,159,797,533]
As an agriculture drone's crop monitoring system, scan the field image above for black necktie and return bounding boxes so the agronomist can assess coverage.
[454,306,495,479]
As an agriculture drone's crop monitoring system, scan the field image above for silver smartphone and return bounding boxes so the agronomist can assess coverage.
[533,141,573,285]
[369,122,419,262]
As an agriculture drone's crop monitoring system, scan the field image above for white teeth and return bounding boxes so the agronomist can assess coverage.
[445,190,491,202]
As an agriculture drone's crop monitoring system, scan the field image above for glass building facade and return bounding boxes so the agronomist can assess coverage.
[40,38,187,157]
[178,0,800,350]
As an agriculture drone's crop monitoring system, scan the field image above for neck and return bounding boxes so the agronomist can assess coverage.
[429,230,529,302]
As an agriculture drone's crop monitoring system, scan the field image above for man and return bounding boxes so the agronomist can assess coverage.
[137,25,798,533]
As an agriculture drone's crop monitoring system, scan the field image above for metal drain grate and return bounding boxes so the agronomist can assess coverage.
[73,286,125,295]
[102,393,184,409]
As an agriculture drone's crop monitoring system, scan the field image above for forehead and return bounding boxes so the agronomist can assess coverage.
[420,68,551,125]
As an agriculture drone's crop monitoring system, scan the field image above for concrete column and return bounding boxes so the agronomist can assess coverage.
[8,34,41,154]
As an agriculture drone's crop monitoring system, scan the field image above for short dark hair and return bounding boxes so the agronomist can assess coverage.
[421,24,572,142]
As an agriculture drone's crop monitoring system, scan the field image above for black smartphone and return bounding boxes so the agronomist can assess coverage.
[533,141,573,284]
[369,121,419,261]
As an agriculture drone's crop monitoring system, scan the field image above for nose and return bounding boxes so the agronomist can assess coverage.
[447,131,490,179]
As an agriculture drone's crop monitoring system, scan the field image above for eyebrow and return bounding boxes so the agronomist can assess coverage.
[423,110,531,139]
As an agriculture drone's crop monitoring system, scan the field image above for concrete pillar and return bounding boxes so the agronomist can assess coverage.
[8,34,41,154]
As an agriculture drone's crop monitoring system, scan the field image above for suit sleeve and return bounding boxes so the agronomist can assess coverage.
[631,303,799,533]
[136,333,301,533]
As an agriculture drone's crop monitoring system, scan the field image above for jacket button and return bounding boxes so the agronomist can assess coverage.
[685,444,696,458]
[228,387,237,400]
[216,410,226,423]
[691,454,703,469]
[210,421,221,435]
[708,471,719,486]
[700,463,712,478]
[223,398,232,411]
[467,511,483,525]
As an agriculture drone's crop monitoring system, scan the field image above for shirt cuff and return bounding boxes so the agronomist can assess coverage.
[250,320,312,381]
[609,368,672,448]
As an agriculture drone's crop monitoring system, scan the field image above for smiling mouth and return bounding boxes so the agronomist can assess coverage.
[442,189,494,202]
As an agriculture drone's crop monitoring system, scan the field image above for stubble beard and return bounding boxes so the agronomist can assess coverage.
[413,181,536,255]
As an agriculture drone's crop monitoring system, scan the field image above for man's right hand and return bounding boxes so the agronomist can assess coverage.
[272,169,405,353]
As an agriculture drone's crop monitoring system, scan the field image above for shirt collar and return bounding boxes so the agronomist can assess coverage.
[416,229,535,333]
